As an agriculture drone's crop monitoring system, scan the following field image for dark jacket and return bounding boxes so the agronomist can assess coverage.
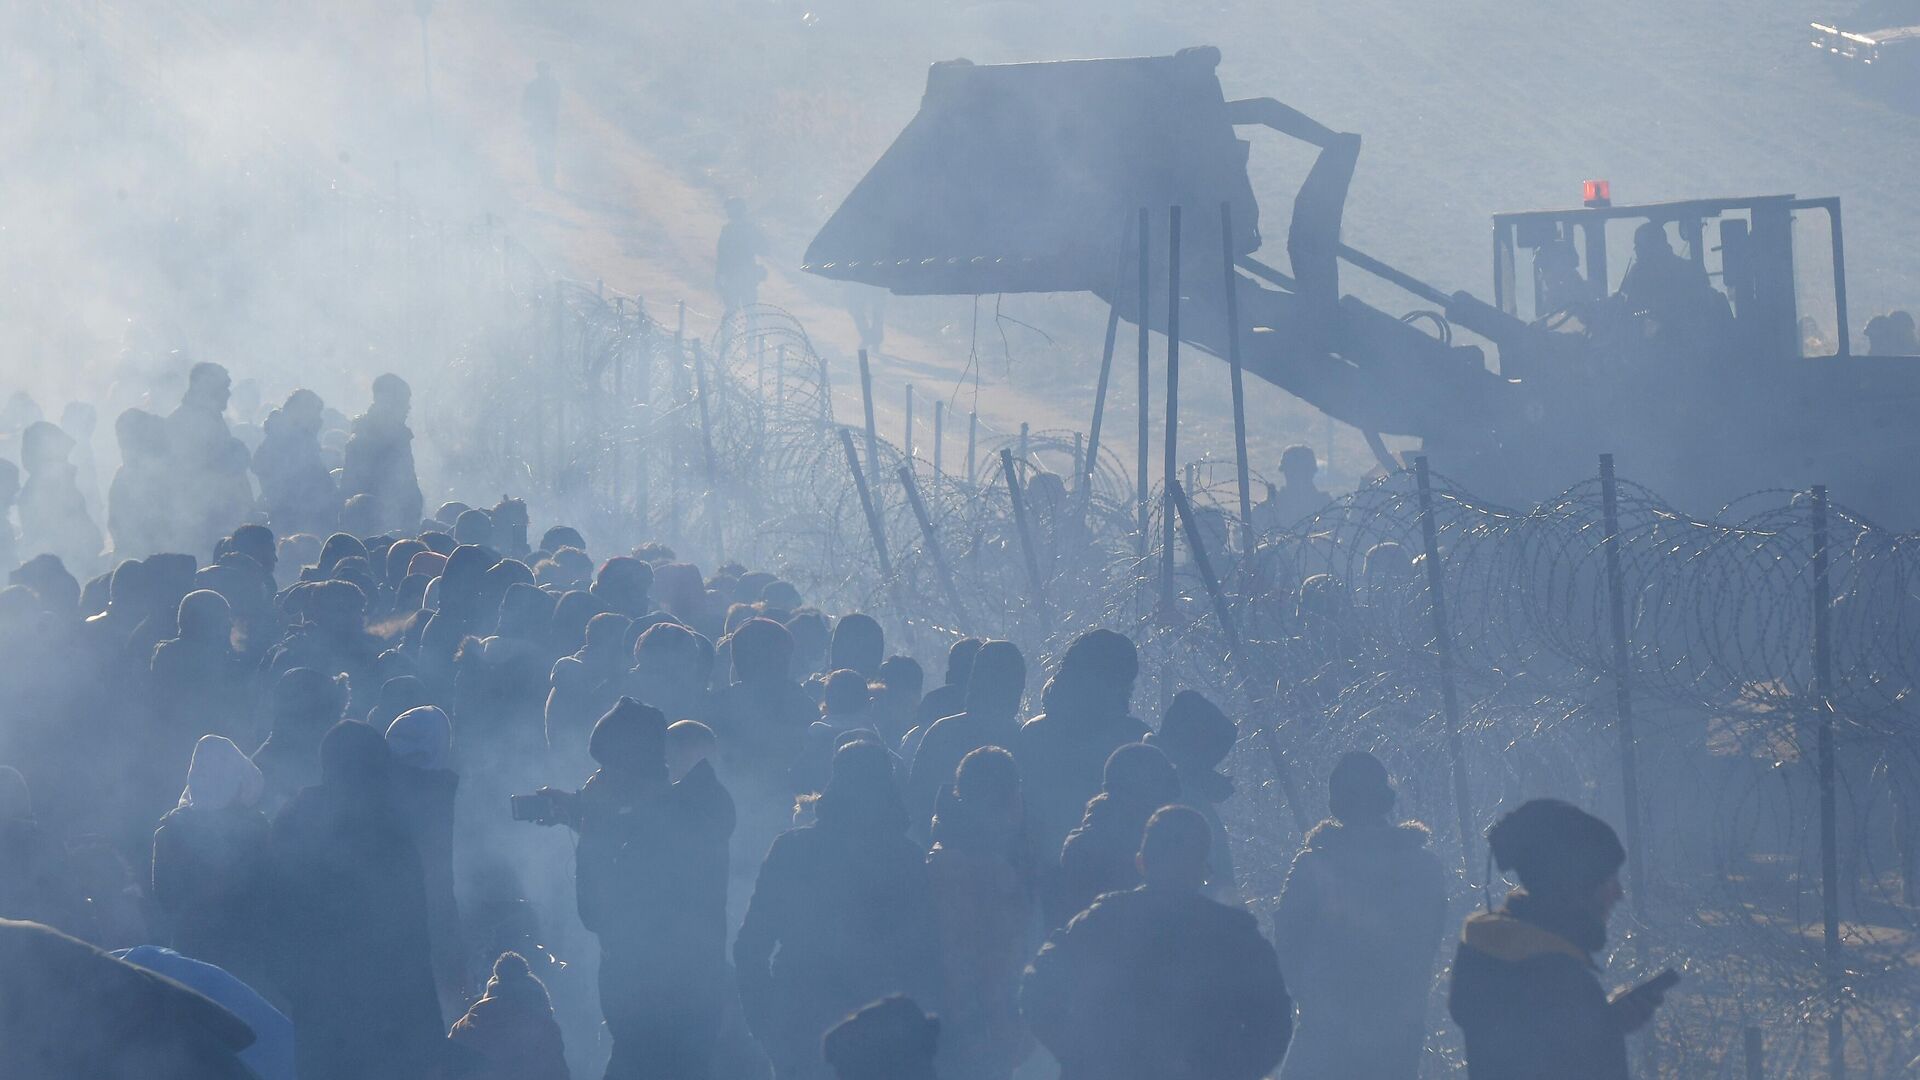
[1022,884,1292,1080]
[926,794,1034,1080]
[151,802,271,977]
[1015,709,1149,862]
[448,973,570,1080]
[390,764,465,1006]
[1447,892,1629,1080]
[735,809,939,1077]
[266,783,444,1080]
[1273,820,1445,1079]
[1054,791,1160,925]
[907,709,1020,832]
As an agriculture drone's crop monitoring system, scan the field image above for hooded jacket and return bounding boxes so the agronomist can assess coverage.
[1447,891,1629,1080]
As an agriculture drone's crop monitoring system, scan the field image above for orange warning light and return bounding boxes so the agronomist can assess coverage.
[1583,179,1612,208]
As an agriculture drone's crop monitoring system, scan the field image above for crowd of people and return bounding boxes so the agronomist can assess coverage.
[0,360,1675,1079]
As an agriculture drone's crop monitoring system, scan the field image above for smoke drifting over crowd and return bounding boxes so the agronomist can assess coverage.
[7,2,1920,1079]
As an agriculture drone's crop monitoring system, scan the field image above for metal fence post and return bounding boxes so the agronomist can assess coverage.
[1160,204,1182,614]
[1415,456,1476,876]
[1599,454,1648,917]
[1811,484,1844,1080]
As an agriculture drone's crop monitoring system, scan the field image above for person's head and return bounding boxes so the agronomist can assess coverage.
[178,734,263,811]
[582,610,631,658]
[822,668,872,718]
[589,697,668,778]
[829,613,884,676]
[962,640,1026,717]
[371,372,411,416]
[943,637,983,688]
[953,745,1022,823]
[282,388,325,430]
[319,719,390,795]
[230,524,277,575]
[1100,742,1180,808]
[453,508,495,548]
[1151,690,1236,770]
[11,554,79,619]
[633,620,704,676]
[1137,804,1211,892]
[1280,443,1318,488]
[483,950,553,1014]
[822,995,939,1080]
[273,667,348,736]
[666,719,717,782]
[875,654,923,703]
[304,579,366,635]
[1632,220,1673,261]
[1327,750,1396,824]
[816,739,905,832]
[785,608,830,676]
[593,556,653,614]
[1041,628,1137,720]
[729,616,794,683]
[386,706,453,772]
[541,525,587,556]
[186,361,232,411]
[20,421,74,471]
[1489,798,1627,919]
[175,589,231,645]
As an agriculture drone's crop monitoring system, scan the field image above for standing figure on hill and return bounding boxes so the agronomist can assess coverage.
[523,61,561,189]
[108,408,179,560]
[17,421,103,575]
[341,374,424,535]
[167,362,254,553]
[715,198,768,317]
[1257,444,1329,531]
[253,389,337,539]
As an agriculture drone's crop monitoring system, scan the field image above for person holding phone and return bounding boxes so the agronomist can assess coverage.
[1448,799,1675,1080]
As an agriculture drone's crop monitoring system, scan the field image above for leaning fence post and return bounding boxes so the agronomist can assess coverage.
[1080,304,1121,525]
[1811,484,1844,1080]
[933,400,945,483]
[1598,454,1648,918]
[841,427,904,623]
[900,465,968,629]
[858,348,880,476]
[1220,202,1255,555]
[1160,204,1183,615]
[904,383,915,462]
[1414,456,1476,877]
[1001,448,1052,634]
[1135,206,1152,559]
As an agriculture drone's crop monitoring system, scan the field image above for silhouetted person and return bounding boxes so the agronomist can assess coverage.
[1023,805,1292,1080]
[268,579,380,711]
[1614,221,1727,347]
[0,766,86,934]
[927,747,1034,1080]
[1449,799,1666,1080]
[1147,690,1240,893]
[1054,742,1180,924]
[265,719,444,1080]
[592,555,653,617]
[59,401,102,524]
[627,619,712,725]
[166,361,253,553]
[912,637,982,735]
[1015,628,1148,865]
[716,198,767,316]
[736,740,939,1080]
[151,590,245,766]
[523,61,560,188]
[18,420,102,574]
[386,706,468,1014]
[341,374,423,535]
[252,668,348,814]
[1258,443,1328,530]
[0,918,257,1079]
[909,640,1025,831]
[828,612,884,678]
[575,698,737,1080]
[109,407,178,559]
[152,736,269,984]
[547,611,636,778]
[449,951,572,1080]
[253,389,336,538]
[1864,310,1919,355]
[1274,751,1444,1080]
[823,995,940,1080]
[0,460,18,574]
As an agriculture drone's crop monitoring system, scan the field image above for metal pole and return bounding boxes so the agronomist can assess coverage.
[1160,205,1182,615]
[1415,456,1476,876]
[1598,454,1647,918]
[1001,448,1052,634]
[841,427,894,580]
[904,383,915,462]
[858,348,880,476]
[966,411,979,485]
[1136,207,1151,558]
[1220,202,1255,553]
[1082,304,1121,512]
[692,342,723,560]
[934,400,945,482]
[1169,479,1240,655]
[900,465,968,627]
[1812,484,1844,1080]
[1073,432,1084,487]
[1018,421,1029,464]
[775,345,786,406]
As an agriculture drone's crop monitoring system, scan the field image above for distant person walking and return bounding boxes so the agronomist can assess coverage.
[716,198,768,317]
[523,62,561,188]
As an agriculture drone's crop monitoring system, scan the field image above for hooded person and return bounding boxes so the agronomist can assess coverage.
[1448,798,1664,1080]
[545,610,634,780]
[251,668,348,813]
[151,736,270,982]
[166,361,254,553]
[17,420,103,576]
[150,590,245,772]
[1273,751,1445,1080]
[0,918,257,1080]
[735,740,940,1080]
[574,697,737,1080]
[264,719,444,1080]
[252,389,336,539]
[908,640,1025,836]
[823,995,941,1080]
[1053,742,1182,925]
[340,373,423,534]
[1147,690,1241,894]
[926,747,1035,1080]
[386,706,468,1015]
[448,951,571,1080]
[1022,806,1293,1080]
[1015,628,1149,864]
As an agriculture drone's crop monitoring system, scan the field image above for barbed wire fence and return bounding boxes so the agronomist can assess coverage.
[421,222,1920,1074]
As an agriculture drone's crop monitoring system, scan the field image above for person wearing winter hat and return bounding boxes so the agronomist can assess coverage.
[1448,798,1666,1080]
[447,951,571,1080]
[1052,742,1181,926]
[1146,689,1240,894]
[822,995,940,1080]
[1273,751,1445,1079]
